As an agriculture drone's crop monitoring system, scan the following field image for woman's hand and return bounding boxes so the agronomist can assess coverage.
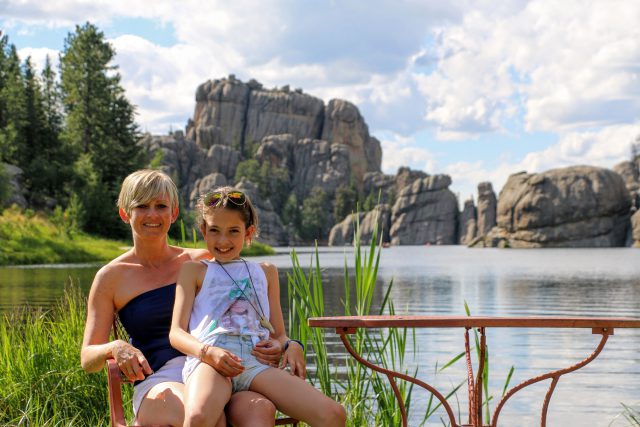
[205,346,244,377]
[112,340,153,382]
[251,338,283,367]
[279,340,306,379]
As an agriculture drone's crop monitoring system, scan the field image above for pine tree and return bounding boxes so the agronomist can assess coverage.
[22,57,71,207]
[0,42,27,165]
[60,22,142,237]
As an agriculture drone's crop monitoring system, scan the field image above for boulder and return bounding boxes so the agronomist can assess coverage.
[328,204,392,246]
[321,99,382,188]
[389,175,459,245]
[140,133,241,204]
[234,179,288,246]
[631,210,640,247]
[362,167,429,206]
[477,166,631,247]
[188,76,250,149]
[476,182,497,235]
[613,160,640,209]
[188,173,228,209]
[458,198,477,245]
[245,87,325,149]
[291,138,351,202]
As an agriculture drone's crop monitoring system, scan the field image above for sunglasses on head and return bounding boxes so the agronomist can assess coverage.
[204,190,246,207]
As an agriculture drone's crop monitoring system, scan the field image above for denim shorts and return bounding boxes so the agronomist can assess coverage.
[183,334,270,392]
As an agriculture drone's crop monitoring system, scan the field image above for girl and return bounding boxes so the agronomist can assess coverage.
[169,187,346,427]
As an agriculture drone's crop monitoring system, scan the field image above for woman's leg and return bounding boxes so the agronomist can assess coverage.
[136,381,185,427]
[250,368,346,427]
[184,363,233,427]
[226,390,277,427]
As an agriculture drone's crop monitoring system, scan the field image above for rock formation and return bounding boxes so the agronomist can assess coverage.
[472,166,631,248]
[389,175,458,245]
[458,198,477,245]
[234,179,288,246]
[631,210,640,247]
[328,204,392,246]
[476,182,497,236]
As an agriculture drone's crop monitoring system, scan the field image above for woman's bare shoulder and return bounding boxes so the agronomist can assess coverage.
[174,246,210,262]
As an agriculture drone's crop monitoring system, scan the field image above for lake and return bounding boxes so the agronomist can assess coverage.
[1,246,639,426]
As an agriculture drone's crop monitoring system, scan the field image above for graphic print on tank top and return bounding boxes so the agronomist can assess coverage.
[218,277,262,335]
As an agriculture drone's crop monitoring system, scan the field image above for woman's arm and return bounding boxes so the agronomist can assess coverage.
[262,262,306,378]
[169,261,244,377]
[80,267,151,381]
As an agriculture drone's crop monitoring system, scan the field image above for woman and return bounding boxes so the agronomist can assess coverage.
[81,169,282,426]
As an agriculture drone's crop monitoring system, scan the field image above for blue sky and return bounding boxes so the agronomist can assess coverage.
[2,0,639,202]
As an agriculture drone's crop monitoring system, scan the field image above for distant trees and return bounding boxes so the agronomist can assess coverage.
[0,23,143,238]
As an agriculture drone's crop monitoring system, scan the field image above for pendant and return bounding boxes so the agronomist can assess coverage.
[260,316,275,334]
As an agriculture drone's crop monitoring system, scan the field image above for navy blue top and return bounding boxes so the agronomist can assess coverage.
[118,283,183,381]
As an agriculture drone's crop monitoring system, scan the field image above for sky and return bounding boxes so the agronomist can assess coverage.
[2,0,639,202]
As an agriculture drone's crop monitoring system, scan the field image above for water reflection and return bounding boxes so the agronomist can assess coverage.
[1,246,639,425]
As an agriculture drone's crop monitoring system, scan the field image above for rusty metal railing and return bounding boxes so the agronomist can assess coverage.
[308,315,640,427]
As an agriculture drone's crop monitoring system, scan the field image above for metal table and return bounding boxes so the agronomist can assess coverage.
[309,315,640,427]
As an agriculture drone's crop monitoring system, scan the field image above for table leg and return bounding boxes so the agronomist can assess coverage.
[491,327,612,427]
[338,331,459,427]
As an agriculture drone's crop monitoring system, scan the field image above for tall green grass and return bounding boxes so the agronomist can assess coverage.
[0,284,124,426]
[287,211,420,426]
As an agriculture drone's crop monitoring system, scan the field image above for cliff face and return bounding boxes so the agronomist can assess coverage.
[142,75,640,248]
[144,75,383,244]
[389,175,459,245]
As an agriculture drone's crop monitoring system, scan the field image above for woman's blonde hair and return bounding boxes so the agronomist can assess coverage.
[196,186,259,236]
[117,169,179,215]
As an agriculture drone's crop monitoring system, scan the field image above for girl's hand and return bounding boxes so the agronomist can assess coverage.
[205,346,244,377]
[251,338,283,367]
[279,340,306,379]
[112,340,153,382]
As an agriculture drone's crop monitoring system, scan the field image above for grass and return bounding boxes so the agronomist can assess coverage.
[0,284,122,426]
[0,206,128,266]
[286,210,422,426]
[0,208,275,266]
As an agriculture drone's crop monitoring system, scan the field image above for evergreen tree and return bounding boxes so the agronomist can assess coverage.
[300,187,329,241]
[282,193,301,230]
[333,184,357,222]
[0,43,27,165]
[60,22,142,237]
[21,57,71,207]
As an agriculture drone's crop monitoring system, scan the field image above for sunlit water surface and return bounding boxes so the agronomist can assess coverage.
[1,246,639,426]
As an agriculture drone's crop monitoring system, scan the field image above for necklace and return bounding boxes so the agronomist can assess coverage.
[215,259,275,334]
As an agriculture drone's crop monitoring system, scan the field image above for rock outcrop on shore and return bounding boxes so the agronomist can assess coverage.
[135,75,640,249]
[389,175,458,245]
[471,166,631,248]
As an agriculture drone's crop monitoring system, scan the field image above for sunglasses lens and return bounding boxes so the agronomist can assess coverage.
[205,192,224,206]
[204,191,246,207]
[227,192,246,205]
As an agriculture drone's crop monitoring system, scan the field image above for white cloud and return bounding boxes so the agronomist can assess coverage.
[447,123,640,202]
[379,133,437,175]
[16,47,59,72]
[416,0,640,137]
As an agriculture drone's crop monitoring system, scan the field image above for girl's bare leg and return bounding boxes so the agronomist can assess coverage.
[227,390,277,427]
[184,363,232,427]
[250,368,346,427]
